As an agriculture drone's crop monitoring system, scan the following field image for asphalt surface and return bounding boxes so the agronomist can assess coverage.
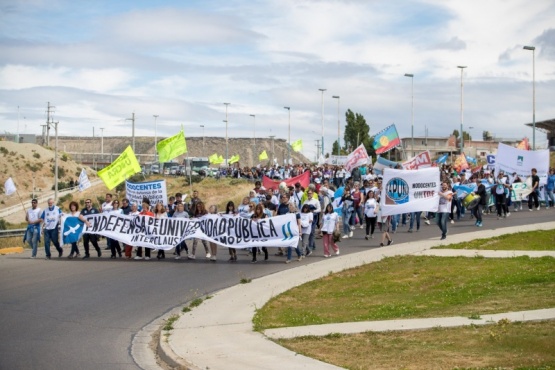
[0,208,552,370]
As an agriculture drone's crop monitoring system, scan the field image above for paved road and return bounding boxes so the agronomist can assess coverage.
[0,209,551,369]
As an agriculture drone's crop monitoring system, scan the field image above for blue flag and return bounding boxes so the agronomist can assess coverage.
[62,216,84,244]
[436,154,448,164]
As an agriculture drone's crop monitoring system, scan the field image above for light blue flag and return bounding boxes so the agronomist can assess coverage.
[436,153,449,164]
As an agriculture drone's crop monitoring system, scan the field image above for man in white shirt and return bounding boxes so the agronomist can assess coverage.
[40,198,64,259]
[25,199,42,259]
[437,182,453,240]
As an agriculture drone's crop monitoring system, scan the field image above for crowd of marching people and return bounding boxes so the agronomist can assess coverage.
[24,162,555,262]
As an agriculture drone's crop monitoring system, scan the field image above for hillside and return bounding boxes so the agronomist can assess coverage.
[57,136,313,166]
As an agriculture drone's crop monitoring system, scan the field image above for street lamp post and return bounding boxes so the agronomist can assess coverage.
[467,126,474,148]
[153,115,158,162]
[457,66,467,154]
[269,135,275,164]
[126,113,135,153]
[332,96,340,157]
[250,114,256,165]
[523,45,536,150]
[284,107,290,165]
[319,88,326,156]
[223,103,230,166]
[200,125,205,157]
[404,74,414,157]
[100,127,104,156]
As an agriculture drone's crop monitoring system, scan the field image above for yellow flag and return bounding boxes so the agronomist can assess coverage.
[157,130,187,163]
[209,153,220,164]
[291,139,303,152]
[259,150,268,161]
[217,155,224,164]
[98,146,141,190]
[229,154,240,164]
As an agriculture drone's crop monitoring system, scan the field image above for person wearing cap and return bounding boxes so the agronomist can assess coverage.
[25,199,42,259]
[135,198,154,260]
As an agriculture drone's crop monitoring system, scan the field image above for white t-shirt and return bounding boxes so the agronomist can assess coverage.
[238,204,251,218]
[300,212,313,235]
[364,198,378,218]
[321,212,338,233]
[438,190,453,213]
[27,207,42,225]
[101,201,113,213]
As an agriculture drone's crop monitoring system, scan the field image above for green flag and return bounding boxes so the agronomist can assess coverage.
[209,153,220,164]
[291,139,303,152]
[157,130,187,163]
[259,150,268,161]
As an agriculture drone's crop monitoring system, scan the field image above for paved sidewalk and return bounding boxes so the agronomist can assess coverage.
[163,222,555,370]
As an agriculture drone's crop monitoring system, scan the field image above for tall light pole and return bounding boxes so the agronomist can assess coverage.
[284,107,291,165]
[269,135,275,164]
[457,66,467,154]
[126,112,135,153]
[153,115,159,162]
[223,103,230,166]
[332,96,340,157]
[250,114,256,165]
[200,125,205,157]
[523,45,536,150]
[404,74,414,157]
[319,88,326,156]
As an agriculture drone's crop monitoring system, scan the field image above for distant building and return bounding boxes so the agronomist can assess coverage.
[0,134,37,144]
[525,118,555,150]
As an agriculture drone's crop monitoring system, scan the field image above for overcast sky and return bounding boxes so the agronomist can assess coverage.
[1,0,554,159]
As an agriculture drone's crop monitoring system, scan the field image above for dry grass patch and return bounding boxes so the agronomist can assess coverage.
[278,320,555,370]
[254,256,555,330]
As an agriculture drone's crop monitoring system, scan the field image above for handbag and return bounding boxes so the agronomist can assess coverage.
[332,229,342,243]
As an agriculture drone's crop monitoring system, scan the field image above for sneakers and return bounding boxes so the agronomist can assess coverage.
[175,256,181,260]
[450,220,454,224]
[477,222,483,227]
[29,256,36,259]
[285,259,291,264]
[379,243,384,247]
[144,257,151,260]
[506,212,511,217]
[371,234,374,239]
[187,254,195,260]
[306,249,313,257]
[424,220,430,225]
[83,255,90,259]
[536,207,541,211]
[210,256,217,261]
[359,225,364,229]
[365,235,369,240]
[297,255,304,261]
[440,235,446,240]
[342,234,349,239]
[206,253,211,259]
[350,226,355,231]
[335,250,340,255]
[349,231,353,237]
[387,240,393,246]
[45,256,51,260]
[529,209,533,212]
[408,229,413,233]
[58,250,63,258]
[324,255,330,258]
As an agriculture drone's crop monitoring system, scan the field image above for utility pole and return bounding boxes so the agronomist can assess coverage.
[269,135,276,165]
[224,103,230,167]
[126,113,135,153]
[53,120,59,201]
[100,127,105,156]
[315,139,320,162]
[153,115,159,162]
[46,102,55,146]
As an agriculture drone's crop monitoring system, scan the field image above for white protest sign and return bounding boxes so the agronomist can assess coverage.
[494,143,549,184]
[81,213,300,250]
[380,167,440,216]
[126,180,167,206]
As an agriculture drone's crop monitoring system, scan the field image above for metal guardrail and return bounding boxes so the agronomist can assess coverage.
[0,179,103,219]
[0,229,26,238]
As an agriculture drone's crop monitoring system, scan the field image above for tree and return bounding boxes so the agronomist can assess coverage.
[452,129,471,141]
[343,109,375,158]
[331,140,348,156]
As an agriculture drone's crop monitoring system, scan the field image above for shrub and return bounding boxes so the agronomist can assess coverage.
[33,152,40,159]
[0,146,8,155]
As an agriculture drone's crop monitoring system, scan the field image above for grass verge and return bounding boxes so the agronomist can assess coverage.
[253,255,555,330]
[432,229,555,251]
[277,320,555,370]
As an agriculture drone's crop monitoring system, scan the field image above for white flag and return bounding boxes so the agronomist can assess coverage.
[78,169,91,192]
[4,177,16,196]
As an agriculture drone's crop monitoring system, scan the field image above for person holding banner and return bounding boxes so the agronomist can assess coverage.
[79,199,102,259]
[108,200,123,259]
[154,202,168,260]
[135,198,154,260]
[299,204,314,257]
[25,199,42,259]
[124,202,140,259]
[101,193,114,250]
[66,201,82,258]
[189,202,211,260]
[437,182,453,240]
[285,202,304,263]
[207,205,219,261]
[251,204,269,263]
[173,202,190,260]
[224,201,238,262]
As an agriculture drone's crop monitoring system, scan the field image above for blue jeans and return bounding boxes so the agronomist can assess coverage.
[44,228,63,257]
[350,206,363,226]
[287,238,303,260]
[342,207,353,234]
[545,189,555,207]
[391,214,400,232]
[25,226,40,257]
[409,212,421,231]
[436,212,449,238]
[308,213,319,251]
